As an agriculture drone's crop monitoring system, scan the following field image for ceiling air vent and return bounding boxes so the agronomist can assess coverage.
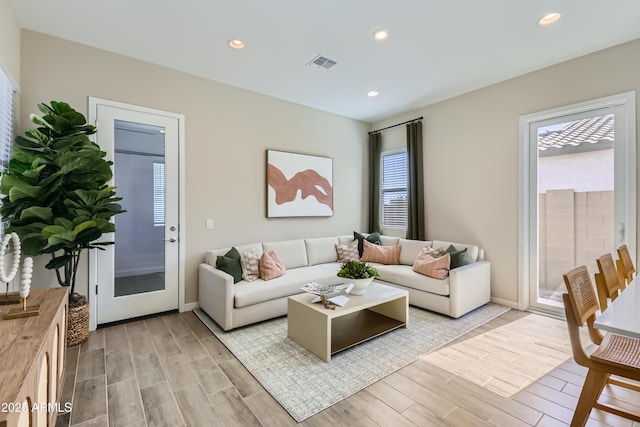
[306,54,337,69]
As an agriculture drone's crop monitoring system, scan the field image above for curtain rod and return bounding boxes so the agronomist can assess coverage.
[368,116,423,135]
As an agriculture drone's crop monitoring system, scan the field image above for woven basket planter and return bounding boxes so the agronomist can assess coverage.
[67,303,89,347]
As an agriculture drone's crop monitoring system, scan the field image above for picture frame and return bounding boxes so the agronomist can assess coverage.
[266,150,333,217]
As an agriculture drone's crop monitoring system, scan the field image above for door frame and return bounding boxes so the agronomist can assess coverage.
[87,97,187,331]
[518,91,636,312]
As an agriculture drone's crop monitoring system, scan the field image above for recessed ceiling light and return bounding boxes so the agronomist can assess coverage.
[228,39,245,50]
[538,12,561,26]
[367,91,379,97]
[373,29,388,40]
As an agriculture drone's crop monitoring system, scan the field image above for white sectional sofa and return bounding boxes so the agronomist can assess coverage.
[198,235,491,331]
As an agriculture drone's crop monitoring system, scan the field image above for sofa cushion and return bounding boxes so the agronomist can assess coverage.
[233,263,342,308]
[336,240,360,262]
[375,264,450,296]
[398,239,432,266]
[445,245,468,269]
[305,237,339,266]
[259,251,286,280]
[413,252,450,280]
[262,239,308,269]
[240,248,260,281]
[206,243,263,267]
[337,235,353,245]
[216,247,242,283]
[432,240,479,264]
[354,231,381,256]
[360,240,400,265]
[380,236,400,246]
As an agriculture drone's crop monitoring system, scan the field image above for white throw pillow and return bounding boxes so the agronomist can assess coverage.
[241,249,260,282]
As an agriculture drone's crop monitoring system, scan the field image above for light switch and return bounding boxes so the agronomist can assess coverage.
[206,219,214,229]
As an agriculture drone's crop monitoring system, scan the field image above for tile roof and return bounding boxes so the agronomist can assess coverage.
[538,114,614,151]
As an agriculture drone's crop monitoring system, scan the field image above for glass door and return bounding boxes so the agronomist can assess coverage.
[525,96,635,313]
[94,103,180,325]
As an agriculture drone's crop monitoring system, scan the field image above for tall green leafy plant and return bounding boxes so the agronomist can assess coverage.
[0,101,124,305]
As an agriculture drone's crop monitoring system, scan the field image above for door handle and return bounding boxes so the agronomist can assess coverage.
[163,238,177,243]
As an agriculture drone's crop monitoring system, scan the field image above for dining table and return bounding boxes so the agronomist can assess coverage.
[593,279,640,339]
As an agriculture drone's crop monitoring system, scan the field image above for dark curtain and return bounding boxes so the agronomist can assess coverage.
[406,121,425,240]
[368,132,381,233]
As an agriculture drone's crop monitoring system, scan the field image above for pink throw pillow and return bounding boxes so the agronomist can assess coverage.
[413,252,451,279]
[360,240,400,265]
[259,251,286,281]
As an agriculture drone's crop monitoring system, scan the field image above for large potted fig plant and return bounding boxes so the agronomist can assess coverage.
[0,101,124,346]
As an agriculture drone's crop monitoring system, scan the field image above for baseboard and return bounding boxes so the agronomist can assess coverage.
[181,302,199,312]
[490,297,519,309]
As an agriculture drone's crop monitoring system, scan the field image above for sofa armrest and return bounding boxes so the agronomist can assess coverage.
[448,260,491,318]
[198,263,235,331]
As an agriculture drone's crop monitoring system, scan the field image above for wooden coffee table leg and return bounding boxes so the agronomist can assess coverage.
[288,298,332,361]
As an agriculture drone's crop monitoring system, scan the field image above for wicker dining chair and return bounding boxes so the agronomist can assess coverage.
[562,265,640,427]
[595,253,623,311]
[616,244,635,289]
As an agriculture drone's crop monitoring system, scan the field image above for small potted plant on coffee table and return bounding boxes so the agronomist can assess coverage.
[337,260,379,295]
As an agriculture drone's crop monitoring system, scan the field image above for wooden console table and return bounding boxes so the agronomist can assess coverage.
[0,288,68,427]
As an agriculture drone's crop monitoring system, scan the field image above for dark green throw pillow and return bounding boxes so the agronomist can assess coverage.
[354,231,381,257]
[445,244,468,269]
[216,247,242,283]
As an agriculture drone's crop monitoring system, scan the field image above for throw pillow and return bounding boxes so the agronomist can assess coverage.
[445,244,468,269]
[360,240,400,265]
[216,247,242,283]
[413,252,451,280]
[354,231,381,257]
[336,240,360,262]
[422,246,446,258]
[259,251,287,281]
[240,249,260,282]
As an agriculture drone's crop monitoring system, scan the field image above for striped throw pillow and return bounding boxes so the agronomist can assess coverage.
[360,240,400,265]
[241,249,260,282]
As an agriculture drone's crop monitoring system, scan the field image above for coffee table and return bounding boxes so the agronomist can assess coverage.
[287,281,408,362]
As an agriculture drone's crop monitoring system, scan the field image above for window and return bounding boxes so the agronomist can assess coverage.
[153,162,165,226]
[0,66,15,234]
[382,151,408,229]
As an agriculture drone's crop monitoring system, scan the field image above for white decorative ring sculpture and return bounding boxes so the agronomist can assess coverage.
[0,232,21,284]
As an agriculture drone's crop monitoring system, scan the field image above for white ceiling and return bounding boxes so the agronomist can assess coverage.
[10,0,640,123]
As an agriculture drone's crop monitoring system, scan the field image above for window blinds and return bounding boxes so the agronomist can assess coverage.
[382,151,408,229]
[0,67,15,234]
[153,162,165,227]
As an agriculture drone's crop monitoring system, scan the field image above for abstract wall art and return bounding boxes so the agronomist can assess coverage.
[266,150,333,217]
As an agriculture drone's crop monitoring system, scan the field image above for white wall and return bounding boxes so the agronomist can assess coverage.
[19,30,369,303]
[371,38,640,305]
[0,0,20,86]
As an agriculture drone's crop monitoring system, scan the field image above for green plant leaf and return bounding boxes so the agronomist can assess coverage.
[45,254,72,270]
[48,232,75,246]
[54,217,73,230]
[0,175,25,194]
[75,227,102,246]
[19,206,52,221]
[42,225,68,239]
[22,235,48,256]
[72,220,97,236]
[22,164,46,181]
[8,184,42,202]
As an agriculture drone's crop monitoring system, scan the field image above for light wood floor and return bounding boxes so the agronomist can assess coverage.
[55,309,640,427]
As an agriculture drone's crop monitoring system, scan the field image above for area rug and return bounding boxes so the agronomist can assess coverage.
[194,303,509,422]
[423,313,572,398]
